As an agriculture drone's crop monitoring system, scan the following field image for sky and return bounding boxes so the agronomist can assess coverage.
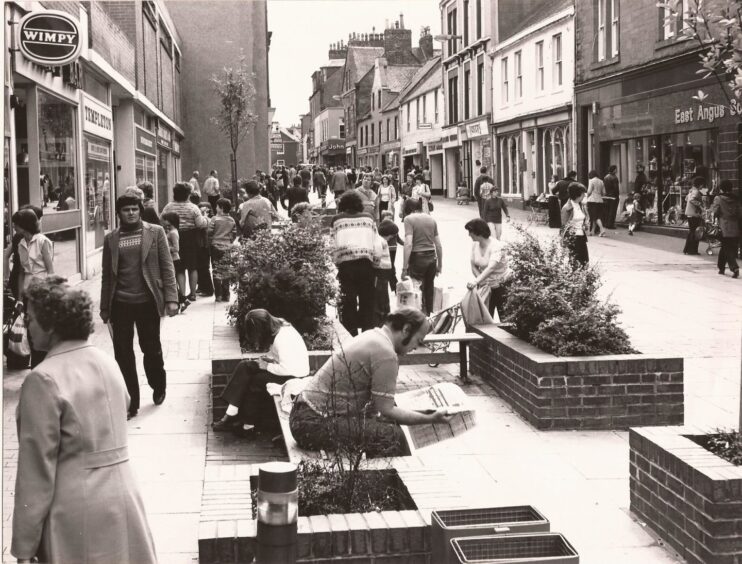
[268,0,441,126]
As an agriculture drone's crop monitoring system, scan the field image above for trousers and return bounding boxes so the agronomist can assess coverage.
[221,360,295,428]
[718,237,740,273]
[408,250,437,314]
[111,300,166,412]
[337,259,376,335]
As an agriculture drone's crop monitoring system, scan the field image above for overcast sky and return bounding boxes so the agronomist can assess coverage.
[268,0,441,126]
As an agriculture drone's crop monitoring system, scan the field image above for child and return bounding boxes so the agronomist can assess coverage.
[378,210,403,292]
[208,198,238,302]
[160,211,189,312]
[196,202,214,297]
[628,192,644,236]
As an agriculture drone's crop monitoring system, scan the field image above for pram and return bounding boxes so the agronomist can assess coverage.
[456,185,471,205]
[701,210,722,255]
[3,289,28,370]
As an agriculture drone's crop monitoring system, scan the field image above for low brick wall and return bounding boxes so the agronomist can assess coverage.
[469,324,684,430]
[630,426,742,563]
[199,460,467,563]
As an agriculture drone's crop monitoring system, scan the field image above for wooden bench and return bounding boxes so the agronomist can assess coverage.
[400,332,484,382]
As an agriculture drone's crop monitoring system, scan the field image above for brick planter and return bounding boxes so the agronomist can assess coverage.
[199,459,468,563]
[630,426,742,563]
[469,324,684,430]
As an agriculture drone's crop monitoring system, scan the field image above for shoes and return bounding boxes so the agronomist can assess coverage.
[599,232,606,237]
[212,414,240,431]
[187,294,197,302]
[628,231,633,236]
[718,270,725,275]
[153,389,166,406]
[180,299,191,313]
[232,424,256,437]
[197,290,213,297]
[733,270,740,279]
[127,409,138,420]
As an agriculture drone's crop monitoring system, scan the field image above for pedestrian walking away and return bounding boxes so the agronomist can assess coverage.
[683,181,704,255]
[712,179,741,278]
[473,166,494,219]
[586,170,607,236]
[402,197,443,314]
[482,186,510,240]
[189,170,201,198]
[554,171,577,211]
[209,198,238,301]
[603,165,620,229]
[289,308,453,457]
[202,170,221,211]
[213,309,310,434]
[12,277,157,564]
[101,192,179,419]
[561,183,590,267]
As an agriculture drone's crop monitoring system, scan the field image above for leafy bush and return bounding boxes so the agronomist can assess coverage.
[503,225,636,356]
[692,430,742,466]
[222,220,337,348]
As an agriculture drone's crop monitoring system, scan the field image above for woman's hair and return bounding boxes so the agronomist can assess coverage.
[381,175,391,185]
[403,197,422,216]
[293,175,302,186]
[244,309,286,350]
[692,176,706,188]
[216,198,232,213]
[291,202,312,222]
[172,182,193,202]
[588,170,598,179]
[414,174,423,181]
[189,193,201,205]
[464,218,491,238]
[380,210,394,221]
[138,181,154,199]
[12,209,40,234]
[25,275,94,340]
[20,204,43,220]
[160,211,180,229]
[568,182,586,200]
[337,190,364,213]
[384,307,428,335]
[141,207,160,225]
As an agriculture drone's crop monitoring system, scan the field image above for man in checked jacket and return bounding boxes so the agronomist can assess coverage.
[100,190,179,419]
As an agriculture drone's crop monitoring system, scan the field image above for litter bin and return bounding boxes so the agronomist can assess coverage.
[450,533,579,564]
[431,506,550,563]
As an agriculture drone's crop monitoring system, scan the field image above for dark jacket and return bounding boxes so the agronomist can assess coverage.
[281,186,310,216]
[603,173,620,199]
[553,177,573,202]
[473,174,494,200]
[483,197,510,224]
[712,193,742,238]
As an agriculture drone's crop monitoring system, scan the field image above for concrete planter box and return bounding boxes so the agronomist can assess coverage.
[198,459,469,563]
[630,426,742,563]
[469,324,684,430]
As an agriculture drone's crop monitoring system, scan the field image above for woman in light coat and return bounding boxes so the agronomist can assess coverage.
[586,170,606,236]
[410,174,432,214]
[12,276,157,564]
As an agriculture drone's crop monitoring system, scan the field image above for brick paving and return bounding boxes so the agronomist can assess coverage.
[2,197,740,563]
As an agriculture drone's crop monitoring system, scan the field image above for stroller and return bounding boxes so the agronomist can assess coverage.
[701,210,722,255]
[3,288,29,370]
[456,185,471,205]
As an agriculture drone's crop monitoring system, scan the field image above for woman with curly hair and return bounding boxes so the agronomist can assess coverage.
[12,276,157,564]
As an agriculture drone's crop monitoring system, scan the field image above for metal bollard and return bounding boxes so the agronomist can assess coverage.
[256,461,298,564]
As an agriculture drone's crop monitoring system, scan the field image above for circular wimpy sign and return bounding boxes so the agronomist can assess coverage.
[17,10,82,66]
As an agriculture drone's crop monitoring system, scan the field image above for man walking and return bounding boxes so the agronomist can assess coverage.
[554,171,577,210]
[203,170,221,211]
[473,166,494,219]
[100,191,179,419]
[189,171,201,197]
[603,165,620,229]
[313,166,328,205]
[281,175,310,217]
[329,166,350,199]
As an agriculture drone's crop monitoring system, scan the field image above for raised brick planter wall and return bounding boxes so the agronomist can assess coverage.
[469,324,684,430]
[199,459,466,563]
[630,426,742,563]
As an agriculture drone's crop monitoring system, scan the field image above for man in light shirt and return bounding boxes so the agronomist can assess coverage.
[202,170,220,211]
[189,171,201,197]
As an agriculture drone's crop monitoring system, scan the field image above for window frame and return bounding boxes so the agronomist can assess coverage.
[407,102,411,132]
[597,0,606,61]
[610,0,619,57]
[463,0,469,46]
[514,50,522,99]
[435,88,439,123]
[501,57,509,105]
[535,41,544,91]
[464,68,471,119]
[553,34,563,88]
[477,62,484,115]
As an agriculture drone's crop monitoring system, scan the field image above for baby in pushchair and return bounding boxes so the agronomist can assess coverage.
[456,185,470,205]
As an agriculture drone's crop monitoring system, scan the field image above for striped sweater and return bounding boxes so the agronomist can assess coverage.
[331,212,376,265]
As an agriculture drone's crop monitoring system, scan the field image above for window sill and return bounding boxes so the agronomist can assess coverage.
[655,35,691,51]
[590,56,620,71]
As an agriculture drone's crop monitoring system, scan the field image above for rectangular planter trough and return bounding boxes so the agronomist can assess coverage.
[630,426,742,563]
[450,533,579,563]
[432,506,550,562]
[469,324,684,431]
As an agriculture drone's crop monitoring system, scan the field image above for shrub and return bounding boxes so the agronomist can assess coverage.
[222,219,337,348]
[692,430,742,466]
[503,225,636,356]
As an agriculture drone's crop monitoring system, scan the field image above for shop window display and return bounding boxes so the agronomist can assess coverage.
[38,91,78,213]
[84,139,112,251]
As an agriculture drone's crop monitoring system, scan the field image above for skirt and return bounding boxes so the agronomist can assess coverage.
[178,229,200,271]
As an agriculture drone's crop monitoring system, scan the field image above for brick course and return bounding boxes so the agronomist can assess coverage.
[469,325,684,430]
[630,426,742,563]
[90,1,136,84]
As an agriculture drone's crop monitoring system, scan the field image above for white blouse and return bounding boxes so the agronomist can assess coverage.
[569,204,586,236]
[18,234,53,288]
[266,325,310,377]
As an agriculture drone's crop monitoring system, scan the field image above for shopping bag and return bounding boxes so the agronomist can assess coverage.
[372,235,392,270]
[460,288,494,327]
[395,277,422,310]
[694,224,705,241]
[7,313,31,357]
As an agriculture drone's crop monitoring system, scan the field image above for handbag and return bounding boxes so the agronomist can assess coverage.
[694,223,705,241]
[428,200,434,212]
[7,313,31,357]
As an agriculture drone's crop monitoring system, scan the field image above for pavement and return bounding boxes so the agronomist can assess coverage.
[2,195,741,563]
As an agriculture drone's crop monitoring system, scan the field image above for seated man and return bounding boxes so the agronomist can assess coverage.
[213,309,309,434]
[289,308,452,457]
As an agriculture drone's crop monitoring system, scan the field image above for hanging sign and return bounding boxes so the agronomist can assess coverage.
[17,10,82,66]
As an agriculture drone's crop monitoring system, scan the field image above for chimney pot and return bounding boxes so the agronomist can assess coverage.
[395,20,399,29]
[399,13,404,29]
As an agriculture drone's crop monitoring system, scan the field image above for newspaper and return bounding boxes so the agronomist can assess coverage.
[396,383,476,450]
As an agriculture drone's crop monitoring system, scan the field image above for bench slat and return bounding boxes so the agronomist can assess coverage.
[423,333,483,343]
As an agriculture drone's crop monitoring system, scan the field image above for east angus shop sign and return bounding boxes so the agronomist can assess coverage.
[18,10,82,66]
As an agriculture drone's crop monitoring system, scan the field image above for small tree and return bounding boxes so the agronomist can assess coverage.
[210,57,258,205]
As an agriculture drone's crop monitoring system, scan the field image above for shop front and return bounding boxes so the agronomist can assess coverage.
[577,72,739,227]
[80,92,113,276]
[460,117,492,197]
[172,137,182,182]
[426,139,444,195]
[135,125,157,199]
[320,138,346,167]
[402,142,422,178]
[156,124,172,208]
[345,144,355,168]
[381,140,400,172]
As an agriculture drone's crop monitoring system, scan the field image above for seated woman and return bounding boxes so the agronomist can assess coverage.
[213,309,310,434]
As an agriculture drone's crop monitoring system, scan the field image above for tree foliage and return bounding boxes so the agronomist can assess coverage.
[210,57,259,155]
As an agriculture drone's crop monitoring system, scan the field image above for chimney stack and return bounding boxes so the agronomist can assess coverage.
[399,13,404,29]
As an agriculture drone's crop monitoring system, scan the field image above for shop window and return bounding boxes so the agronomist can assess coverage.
[660,129,719,214]
[84,139,112,251]
[136,154,156,187]
[157,148,169,208]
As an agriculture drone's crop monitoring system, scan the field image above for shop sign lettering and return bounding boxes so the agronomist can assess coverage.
[82,94,113,140]
[135,127,157,155]
[18,10,82,66]
[466,120,489,138]
[674,104,727,125]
